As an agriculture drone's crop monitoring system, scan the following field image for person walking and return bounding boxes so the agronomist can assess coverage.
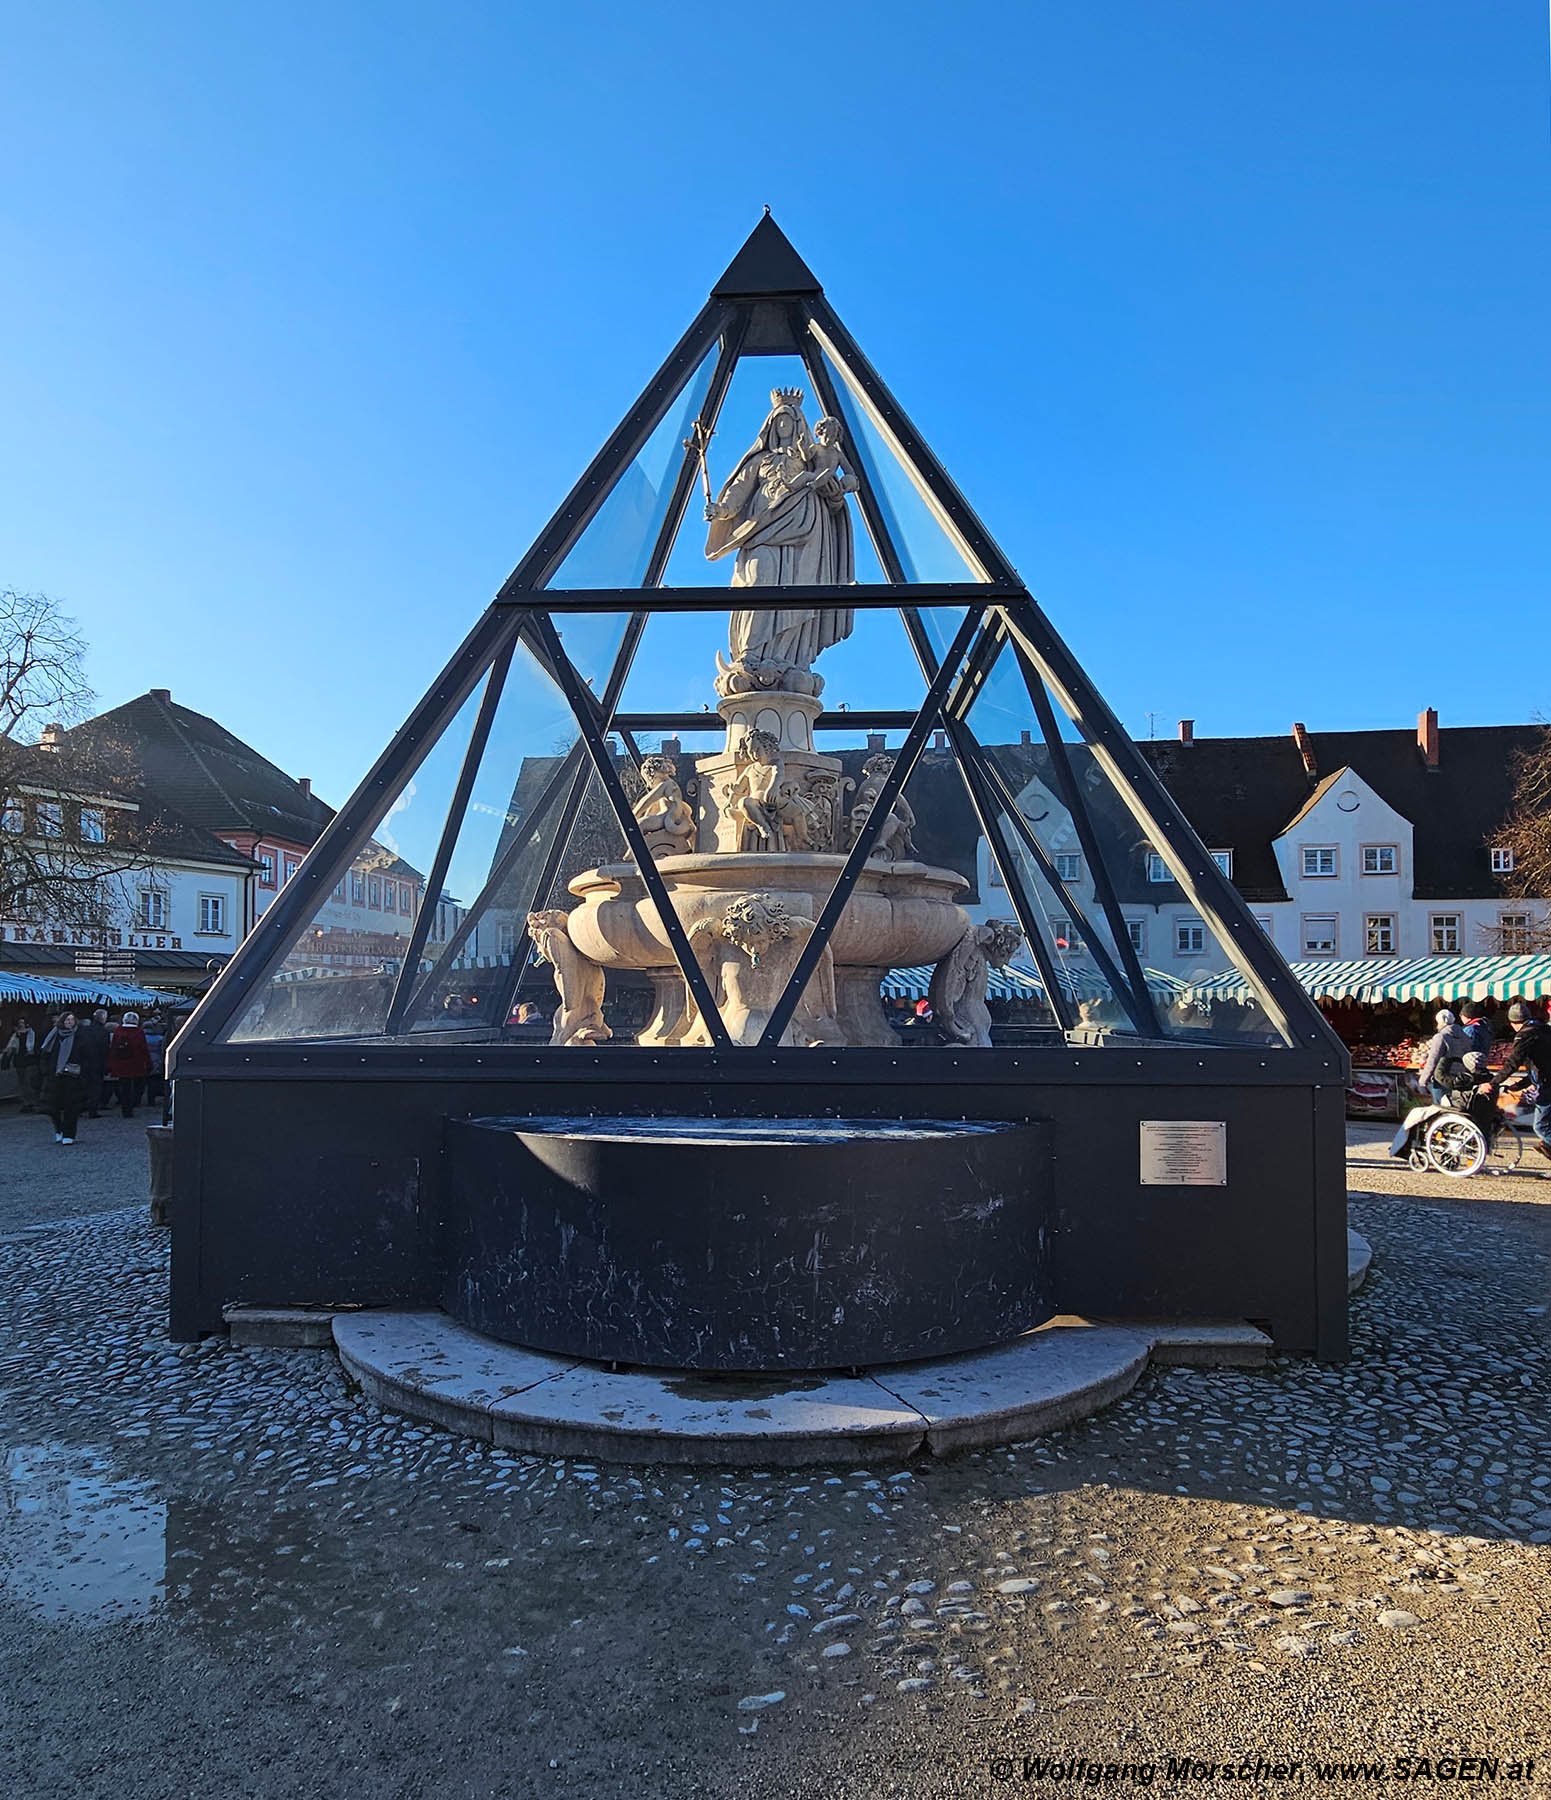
[142,1012,167,1108]
[1418,1008,1472,1106]
[39,1012,86,1144]
[106,1010,152,1118]
[2,1017,42,1112]
[77,1007,110,1118]
[1483,1001,1551,1162]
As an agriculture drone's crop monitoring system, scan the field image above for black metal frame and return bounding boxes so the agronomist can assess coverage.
[172,215,1343,1075]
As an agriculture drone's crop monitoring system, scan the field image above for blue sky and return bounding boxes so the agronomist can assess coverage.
[3,1,1548,819]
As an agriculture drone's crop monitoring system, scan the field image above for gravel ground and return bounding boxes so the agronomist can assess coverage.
[1,1109,1549,1798]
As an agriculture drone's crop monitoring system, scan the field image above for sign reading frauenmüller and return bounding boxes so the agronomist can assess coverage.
[1139,1120,1227,1186]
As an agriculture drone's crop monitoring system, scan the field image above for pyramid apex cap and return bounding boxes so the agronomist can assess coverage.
[711,214,823,299]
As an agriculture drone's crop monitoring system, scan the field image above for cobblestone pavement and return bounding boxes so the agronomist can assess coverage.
[0,1104,155,1233]
[1,1112,1548,1798]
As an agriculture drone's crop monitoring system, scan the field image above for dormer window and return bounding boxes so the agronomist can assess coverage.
[1491,846,1515,874]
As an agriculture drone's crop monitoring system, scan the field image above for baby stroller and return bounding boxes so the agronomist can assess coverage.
[1390,1052,1532,1178]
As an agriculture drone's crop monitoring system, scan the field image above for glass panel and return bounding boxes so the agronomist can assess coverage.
[545,344,719,589]
[396,631,606,1034]
[222,677,492,1043]
[809,334,987,584]
[1000,652,1292,1047]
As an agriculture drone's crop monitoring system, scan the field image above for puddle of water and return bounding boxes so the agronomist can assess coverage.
[1,1444,166,1623]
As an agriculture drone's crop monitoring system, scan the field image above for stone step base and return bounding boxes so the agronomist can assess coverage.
[331,1311,1278,1468]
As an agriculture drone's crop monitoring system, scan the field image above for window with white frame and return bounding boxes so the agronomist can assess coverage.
[498,923,517,959]
[78,807,105,844]
[1210,849,1233,878]
[1303,914,1338,956]
[1,799,23,834]
[138,888,167,930]
[368,876,382,909]
[258,852,275,887]
[1053,852,1082,883]
[986,855,1004,888]
[1253,915,1274,937]
[1499,912,1534,953]
[1361,844,1398,875]
[283,858,299,883]
[1126,919,1145,955]
[1052,917,1083,954]
[350,871,365,905]
[399,882,412,912]
[1175,918,1205,956]
[198,893,226,935]
[1430,914,1461,954]
[332,878,346,901]
[1146,851,1170,883]
[1491,846,1515,874]
[35,801,62,838]
[1365,913,1396,956]
[1300,846,1337,878]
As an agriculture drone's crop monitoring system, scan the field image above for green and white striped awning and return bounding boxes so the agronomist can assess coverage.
[1185,954,1551,1006]
[880,963,1186,1004]
[0,971,185,1008]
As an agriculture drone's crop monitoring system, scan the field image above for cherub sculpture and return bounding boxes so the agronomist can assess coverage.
[928,917,1025,1048]
[848,753,918,861]
[725,729,785,851]
[686,892,844,1047]
[631,753,695,861]
[526,909,610,1046]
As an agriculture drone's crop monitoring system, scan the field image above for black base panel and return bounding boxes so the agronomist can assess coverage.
[442,1115,1052,1371]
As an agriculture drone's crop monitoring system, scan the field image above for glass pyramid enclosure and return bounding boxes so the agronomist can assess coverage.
[169,219,1350,1363]
[177,216,1333,1064]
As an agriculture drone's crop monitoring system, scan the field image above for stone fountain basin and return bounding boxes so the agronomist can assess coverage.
[565,853,970,973]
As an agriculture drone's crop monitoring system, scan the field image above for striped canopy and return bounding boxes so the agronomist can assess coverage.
[879,963,1186,1004]
[0,971,186,1008]
[1184,954,1551,1006]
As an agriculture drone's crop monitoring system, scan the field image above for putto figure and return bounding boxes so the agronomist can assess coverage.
[687,892,844,1048]
[848,753,918,862]
[705,387,858,684]
[526,909,611,1047]
[630,753,695,861]
[929,918,1025,1049]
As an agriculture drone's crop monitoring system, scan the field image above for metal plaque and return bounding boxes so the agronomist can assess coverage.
[1139,1120,1227,1186]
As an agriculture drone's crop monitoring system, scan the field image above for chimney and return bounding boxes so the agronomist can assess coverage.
[1020,729,1032,746]
[866,732,886,753]
[931,729,947,754]
[298,777,311,799]
[150,688,171,704]
[1418,707,1439,769]
[1178,719,1194,746]
[38,722,64,752]
[661,735,681,760]
[1292,721,1318,779]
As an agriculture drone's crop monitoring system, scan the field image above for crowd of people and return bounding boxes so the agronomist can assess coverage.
[2,1007,172,1145]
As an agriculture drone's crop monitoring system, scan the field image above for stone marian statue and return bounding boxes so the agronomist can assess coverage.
[704,388,859,682]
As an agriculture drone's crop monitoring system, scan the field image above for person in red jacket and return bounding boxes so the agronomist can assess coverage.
[106,1010,152,1117]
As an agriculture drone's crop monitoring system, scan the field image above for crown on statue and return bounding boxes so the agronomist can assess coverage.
[769,386,805,409]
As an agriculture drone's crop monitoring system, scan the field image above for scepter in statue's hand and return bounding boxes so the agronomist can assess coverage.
[685,420,717,518]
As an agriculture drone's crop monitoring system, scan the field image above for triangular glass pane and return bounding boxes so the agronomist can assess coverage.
[394,630,608,1034]
[220,677,492,1043]
[544,343,720,590]
[808,335,987,584]
[978,643,1292,1047]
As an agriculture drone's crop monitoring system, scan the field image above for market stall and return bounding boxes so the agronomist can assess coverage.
[1185,956,1551,1119]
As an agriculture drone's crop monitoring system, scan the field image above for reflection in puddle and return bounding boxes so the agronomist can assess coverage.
[1,1445,166,1623]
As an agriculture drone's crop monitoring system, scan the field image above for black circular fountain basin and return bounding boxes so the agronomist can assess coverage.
[442,1114,1051,1372]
